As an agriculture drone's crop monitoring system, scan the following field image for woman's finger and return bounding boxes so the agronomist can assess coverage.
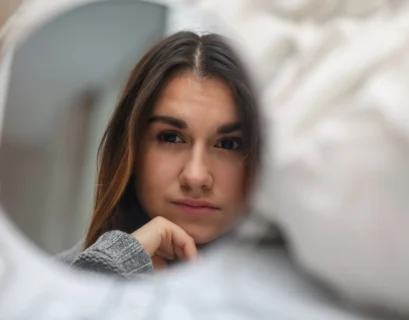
[151,255,168,270]
[153,216,197,261]
[174,246,187,261]
[167,226,197,260]
[181,239,198,260]
[156,248,175,261]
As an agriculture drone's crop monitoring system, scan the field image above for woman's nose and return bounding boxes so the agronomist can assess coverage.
[179,147,213,193]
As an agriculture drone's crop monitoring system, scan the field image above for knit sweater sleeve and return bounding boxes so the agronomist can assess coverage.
[71,230,153,279]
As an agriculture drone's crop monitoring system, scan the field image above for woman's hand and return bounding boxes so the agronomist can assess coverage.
[131,217,197,269]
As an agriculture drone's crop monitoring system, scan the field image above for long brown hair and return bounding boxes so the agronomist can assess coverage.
[84,31,262,249]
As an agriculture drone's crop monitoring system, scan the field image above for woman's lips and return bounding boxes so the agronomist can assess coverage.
[172,199,220,216]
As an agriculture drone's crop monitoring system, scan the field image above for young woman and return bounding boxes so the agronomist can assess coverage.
[67,31,262,277]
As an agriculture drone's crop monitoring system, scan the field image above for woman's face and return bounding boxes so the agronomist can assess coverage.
[136,71,246,244]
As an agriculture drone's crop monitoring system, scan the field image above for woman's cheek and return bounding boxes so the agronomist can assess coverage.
[215,159,245,189]
[145,147,185,181]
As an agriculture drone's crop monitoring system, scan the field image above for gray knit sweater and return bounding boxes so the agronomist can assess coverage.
[57,230,153,278]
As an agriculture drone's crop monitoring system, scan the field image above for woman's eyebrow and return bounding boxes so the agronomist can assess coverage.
[148,116,241,134]
[217,122,241,134]
[148,115,187,129]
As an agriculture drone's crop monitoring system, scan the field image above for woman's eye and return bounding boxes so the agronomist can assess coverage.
[157,132,184,143]
[216,138,242,151]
